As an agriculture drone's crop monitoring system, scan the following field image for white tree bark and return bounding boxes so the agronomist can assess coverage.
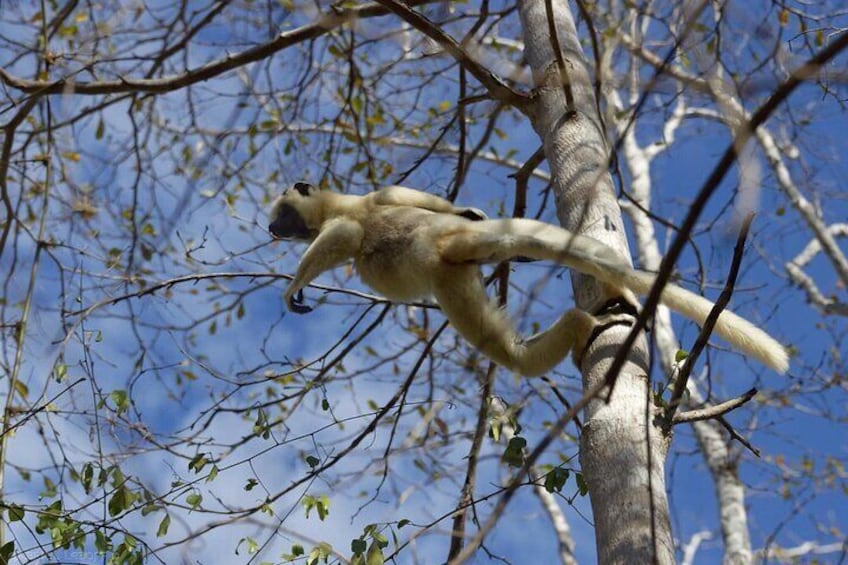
[689,383,753,565]
[517,1,674,562]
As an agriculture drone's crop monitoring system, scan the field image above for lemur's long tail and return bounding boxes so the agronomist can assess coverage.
[443,218,789,373]
[550,228,789,373]
[552,230,789,373]
[617,270,789,373]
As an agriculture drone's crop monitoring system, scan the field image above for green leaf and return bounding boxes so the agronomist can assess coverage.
[543,467,569,493]
[502,436,527,467]
[157,514,170,537]
[8,504,25,522]
[0,541,15,563]
[141,503,161,516]
[351,538,367,554]
[95,529,111,553]
[316,495,329,520]
[186,492,202,509]
[188,453,208,473]
[302,494,330,521]
[575,473,589,496]
[41,476,57,499]
[13,380,29,400]
[109,389,130,415]
[366,541,384,565]
[108,486,129,516]
[239,537,259,554]
[372,531,388,547]
[489,421,501,442]
[350,95,362,115]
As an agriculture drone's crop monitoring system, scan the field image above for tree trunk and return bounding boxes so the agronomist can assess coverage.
[517,1,674,562]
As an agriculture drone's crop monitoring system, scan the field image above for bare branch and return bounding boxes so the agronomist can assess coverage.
[785,223,848,316]
[0,1,432,97]
[673,388,757,424]
[370,0,530,109]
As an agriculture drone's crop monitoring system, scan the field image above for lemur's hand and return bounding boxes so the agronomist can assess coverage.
[286,289,313,314]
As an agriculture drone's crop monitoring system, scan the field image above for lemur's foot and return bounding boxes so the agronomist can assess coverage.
[574,298,639,367]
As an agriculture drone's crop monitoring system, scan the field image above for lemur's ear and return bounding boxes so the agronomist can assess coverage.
[292,181,316,196]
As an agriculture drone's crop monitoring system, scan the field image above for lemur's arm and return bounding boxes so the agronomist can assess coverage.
[374,185,487,221]
[285,219,364,313]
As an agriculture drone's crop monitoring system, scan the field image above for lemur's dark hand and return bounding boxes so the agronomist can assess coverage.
[287,289,313,314]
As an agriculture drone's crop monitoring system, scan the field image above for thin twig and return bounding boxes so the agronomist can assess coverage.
[544,0,575,113]
[508,146,546,218]
[447,364,496,561]
[717,416,761,457]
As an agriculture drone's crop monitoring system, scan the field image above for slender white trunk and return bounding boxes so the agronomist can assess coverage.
[517,1,674,562]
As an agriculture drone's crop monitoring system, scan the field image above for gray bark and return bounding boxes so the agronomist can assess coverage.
[517,1,674,562]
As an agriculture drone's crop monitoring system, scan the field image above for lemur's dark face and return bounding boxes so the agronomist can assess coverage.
[268,182,320,240]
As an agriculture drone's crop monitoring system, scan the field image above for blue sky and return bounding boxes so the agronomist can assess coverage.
[0,1,846,564]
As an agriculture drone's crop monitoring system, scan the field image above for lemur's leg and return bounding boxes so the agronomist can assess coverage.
[435,225,641,373]
[430,264,597,376]
[439,220,630,277]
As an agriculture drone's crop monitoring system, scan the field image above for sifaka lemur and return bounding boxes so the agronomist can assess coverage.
[268,182,788,376]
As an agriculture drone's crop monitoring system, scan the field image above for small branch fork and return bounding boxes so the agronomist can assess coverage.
[664,213,753,423]
[658,214,762,456]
